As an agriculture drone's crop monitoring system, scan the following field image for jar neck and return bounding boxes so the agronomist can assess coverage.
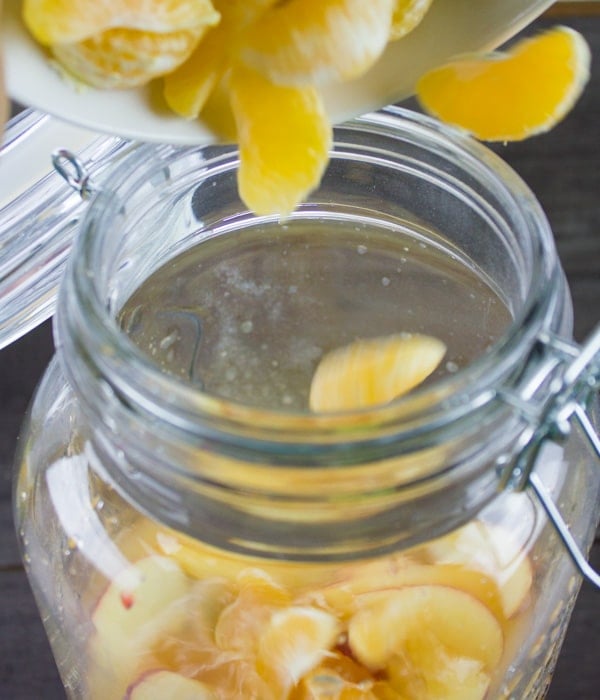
[54,108,570,559]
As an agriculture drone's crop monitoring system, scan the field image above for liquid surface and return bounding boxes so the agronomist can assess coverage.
[119,219,511,410]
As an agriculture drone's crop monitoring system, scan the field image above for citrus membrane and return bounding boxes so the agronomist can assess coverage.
[22,0,220,45]
[239,0,396,86]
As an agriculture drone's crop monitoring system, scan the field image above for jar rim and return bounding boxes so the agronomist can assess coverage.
[58,106,564,442]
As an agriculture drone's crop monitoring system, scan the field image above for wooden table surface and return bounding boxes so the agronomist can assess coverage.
[1,8,599,700]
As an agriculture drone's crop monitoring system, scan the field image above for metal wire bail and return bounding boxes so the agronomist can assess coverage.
[507,324,600,588]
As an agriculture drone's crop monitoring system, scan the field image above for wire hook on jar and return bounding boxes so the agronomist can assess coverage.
[52,148,96,200]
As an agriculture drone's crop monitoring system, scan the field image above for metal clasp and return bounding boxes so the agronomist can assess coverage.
[52,149,96,200]
[501,324,600,588]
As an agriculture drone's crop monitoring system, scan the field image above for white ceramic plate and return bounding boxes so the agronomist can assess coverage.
[3,0,553,145]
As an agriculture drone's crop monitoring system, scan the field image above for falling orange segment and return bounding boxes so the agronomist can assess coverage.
[309,333,446,412]
[240,0,396,86]
[390,0,433,41]
[23,0,221,45]
[163,25,228,118]
[416,26,591,142]
[229,65,332,217]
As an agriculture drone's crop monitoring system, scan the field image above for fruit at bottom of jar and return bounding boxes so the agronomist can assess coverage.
[256,605,342,694]
[125,669,215,699]
[88,515,535,698]
[88,555,193,698]
[423,520,533,618]
[304,555,505,622]
[348,585,503,699]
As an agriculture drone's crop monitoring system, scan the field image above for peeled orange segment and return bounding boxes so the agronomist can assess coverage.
[257,606,342,692]
[390,0,433,41]
[240,0,396,86]
[309,333,446,412]
[347,586,503,685]
[292,652,379,699]
[23,0,221,45]
[417,26,591,142]
[163,25,228,118]
[52,27,205,89]
[229,65,332,217]
[199,71,238,142]
[214,568,292,652]
[163,0,277,119]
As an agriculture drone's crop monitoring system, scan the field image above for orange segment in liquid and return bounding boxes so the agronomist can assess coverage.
[309,333,446,412]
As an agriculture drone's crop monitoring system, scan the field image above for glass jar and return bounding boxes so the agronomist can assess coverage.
[14,107,600,700]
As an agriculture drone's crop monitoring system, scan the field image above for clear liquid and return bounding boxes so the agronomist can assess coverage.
[119,218,512,410]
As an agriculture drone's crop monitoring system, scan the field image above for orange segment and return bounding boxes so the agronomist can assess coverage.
[417,26,591,142]
[163,24,228,118]
[292,652,376,699]
[214,568,292,652]
[240,0,396,86]
[229,64,332,216]
[309,333,446,412]
[23,0,220,45]
[163,0,277,119]
[52,27,204,89]
[390,0,433,41]
[257,606,342,692]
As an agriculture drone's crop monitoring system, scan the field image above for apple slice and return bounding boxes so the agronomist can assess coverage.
[126,669,215,699]
[424,520,533,618]
[88,556,192,698]
[348,585,503,697]
[303,555,505,621]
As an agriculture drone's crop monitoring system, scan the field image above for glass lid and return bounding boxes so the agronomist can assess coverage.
[0,107,130,349]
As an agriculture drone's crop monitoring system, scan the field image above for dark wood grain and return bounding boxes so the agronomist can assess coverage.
[0,11,598,700]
